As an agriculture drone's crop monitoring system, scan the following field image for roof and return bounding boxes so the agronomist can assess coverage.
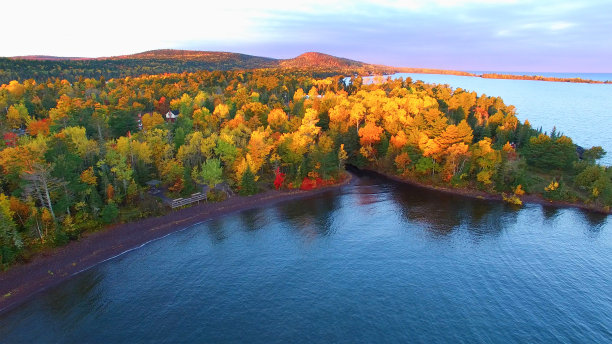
[165,110,178,119]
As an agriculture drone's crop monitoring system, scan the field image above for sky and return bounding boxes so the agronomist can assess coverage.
[3,0,611,72]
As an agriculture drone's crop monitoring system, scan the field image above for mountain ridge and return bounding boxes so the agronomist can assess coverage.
[9,49,368,69]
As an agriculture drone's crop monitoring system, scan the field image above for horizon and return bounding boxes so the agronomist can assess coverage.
[6,49,612,75]
[3,0,612,73]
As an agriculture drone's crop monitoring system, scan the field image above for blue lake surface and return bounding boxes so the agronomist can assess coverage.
[1,172,611,343]
[388,73,612,165]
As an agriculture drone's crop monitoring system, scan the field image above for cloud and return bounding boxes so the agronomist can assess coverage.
[1,0,611,71]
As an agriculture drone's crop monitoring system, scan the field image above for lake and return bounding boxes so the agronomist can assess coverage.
[381,73,612,165]
[1,170,611,343]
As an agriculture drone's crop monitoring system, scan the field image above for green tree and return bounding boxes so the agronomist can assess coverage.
[0,194,23,266]
[239,166,257,196]
[192,158,223,189]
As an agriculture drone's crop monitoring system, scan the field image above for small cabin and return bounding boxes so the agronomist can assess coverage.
[165,110,178,123]
[136,113,143,130]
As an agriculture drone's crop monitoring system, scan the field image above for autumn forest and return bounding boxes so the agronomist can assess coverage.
[0,67,611,268]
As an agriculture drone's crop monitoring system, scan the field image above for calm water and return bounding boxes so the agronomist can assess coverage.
[387,73,612,165]
[1,171,611,343]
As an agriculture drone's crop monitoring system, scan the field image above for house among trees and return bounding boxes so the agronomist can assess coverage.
[165,110,178,123]
[136,113,143,130]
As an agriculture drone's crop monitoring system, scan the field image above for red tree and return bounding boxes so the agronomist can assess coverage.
[273,167,285,190]
[3,132,18,147]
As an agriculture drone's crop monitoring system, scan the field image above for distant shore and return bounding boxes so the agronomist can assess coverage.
[0,175,352,315]
[394,68,612,84]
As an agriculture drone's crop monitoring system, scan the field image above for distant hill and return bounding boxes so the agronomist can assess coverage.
[5,49,607,84]
[279,52,366,69]
[9,55,88,61]
[2,49,381,83]
[104,50,368,70]
[9,49,369,70]
[101,49,279,69]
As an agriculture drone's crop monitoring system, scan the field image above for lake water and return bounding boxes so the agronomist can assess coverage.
[382,73,612,165]
[1,171,611,343]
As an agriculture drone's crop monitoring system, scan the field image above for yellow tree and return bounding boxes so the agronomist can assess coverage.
[247,129,273,174]
[471,138,501,185]
[419,134,443,175]
[213,103,230,120]
[349,103,366,130]
[192,107,211,131]
[62,126,99,161]
[6,104,28,129]
[328,99,351,133]
[267,108,289,132]
[142,112,165,131]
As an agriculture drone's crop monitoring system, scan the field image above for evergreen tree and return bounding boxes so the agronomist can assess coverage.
[239,166,257,196]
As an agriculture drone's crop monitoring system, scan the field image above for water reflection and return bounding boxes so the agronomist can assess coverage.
[373,173,515,238]
[239,209,262,232]
[275,190,340,239]
[1,173,610,343]
[206,219,227,242]
[42,270,104,316]
[580,211,608,238]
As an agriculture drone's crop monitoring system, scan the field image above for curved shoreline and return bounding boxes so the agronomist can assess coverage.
[359,168,612,215]
[393,68,612,84]
[0,175,353,315]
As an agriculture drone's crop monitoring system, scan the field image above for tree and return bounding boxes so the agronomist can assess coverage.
[0,193,23,265]
[22,163,60,222]
[471,138,501,186]
[582,146,605,163]
[358,121,384,161]
[101,203,119,224]
[142,112,165,131]
[267,108,288,132]
[6,104,28,129]
[338,144,348,170]
[523,134,577,170]
[26,118,51,136]
[274,167,285,189]
[239,166,257,196]
[192,158,223,189]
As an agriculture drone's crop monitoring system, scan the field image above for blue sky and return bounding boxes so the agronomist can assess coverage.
[4,0,611,72]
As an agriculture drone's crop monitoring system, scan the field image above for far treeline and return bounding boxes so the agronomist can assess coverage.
[0,58,277,84]
[0,55,385,85]
[479,73,612,84]
[0,69,611,268]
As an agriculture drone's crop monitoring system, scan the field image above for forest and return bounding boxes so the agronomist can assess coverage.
[0,57,277,84]
[0,51,375,84]
[1,69,611,268]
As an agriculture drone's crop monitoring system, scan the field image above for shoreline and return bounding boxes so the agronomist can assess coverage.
[359,168,612,215]
[0,174,353,315]
[392,68,611,84]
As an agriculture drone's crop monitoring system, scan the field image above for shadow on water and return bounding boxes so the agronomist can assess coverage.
[580,210,609,237]
[206,219,228,242]
[239,209,262,232]
[275,190,341,238]
[41,270,104,317]
[348,166,519,238]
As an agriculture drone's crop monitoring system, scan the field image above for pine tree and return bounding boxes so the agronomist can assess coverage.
[239,166,257,196]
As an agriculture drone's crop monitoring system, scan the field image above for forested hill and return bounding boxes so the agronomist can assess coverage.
[104,50,279,68]
[0,50,377,83]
